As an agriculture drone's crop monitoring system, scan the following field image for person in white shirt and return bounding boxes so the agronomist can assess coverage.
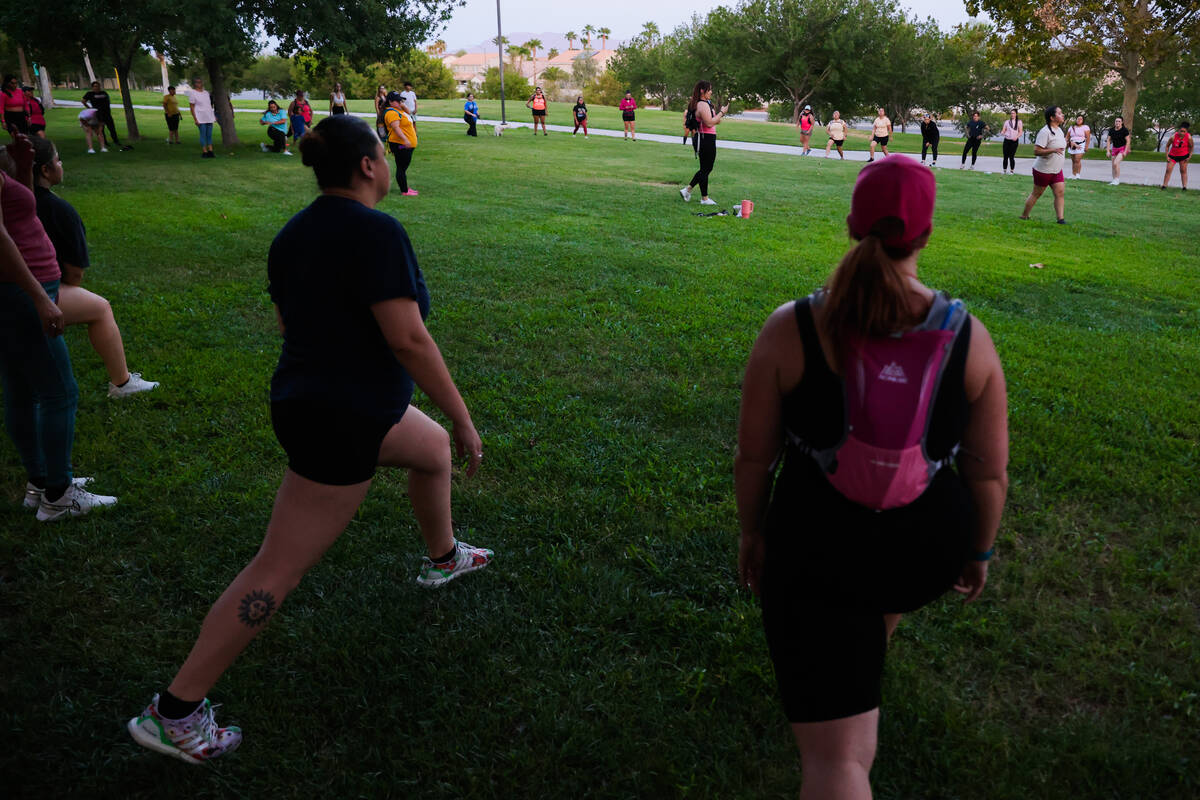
[1066,115,1090,179]
[399,82,417,122]
[188,79,217,159]
[868,108,891,161]
[824,110,848,159]
[1021,106,1068,224]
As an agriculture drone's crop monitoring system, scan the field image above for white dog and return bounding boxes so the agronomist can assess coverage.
[493,124,504,137]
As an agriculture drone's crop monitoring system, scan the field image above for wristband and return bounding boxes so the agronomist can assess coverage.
[972,548,994,562]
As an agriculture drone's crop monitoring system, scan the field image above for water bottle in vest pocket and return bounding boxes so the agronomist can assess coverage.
[788,291,968,510]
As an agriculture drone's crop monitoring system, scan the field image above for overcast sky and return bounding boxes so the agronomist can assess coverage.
[428,0,987,50]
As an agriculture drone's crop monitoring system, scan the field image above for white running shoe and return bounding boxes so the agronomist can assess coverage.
[931,161,937,167]
[969,164,976,170]
[260,143,268,152]
[1109,179,1120,185]
[417,540,494,588]
[679,186,692,202]
[699,197,717,206]
[127,695,242,764]
[23,476,93,510]
[108,372,160,398]
[282,150,293,156]
[101,147,109,153]
[87,149,96,154]
[960,164,966,170]
[36,482,117,522]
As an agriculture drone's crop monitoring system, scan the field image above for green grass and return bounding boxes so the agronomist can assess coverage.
[49,88,1169,161]
[2,108,1199,798]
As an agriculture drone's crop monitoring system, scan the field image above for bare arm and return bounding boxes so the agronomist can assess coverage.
[734,302,799,594]
[372,298,481,475]
[955,316,1009,602]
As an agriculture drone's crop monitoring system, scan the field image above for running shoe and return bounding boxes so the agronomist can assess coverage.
[127,695,242,764]
[108,372,160,398]
[1109,179,1120,186]
[282,151,293,156]
[679,186,692,202]
[260,143,268,152]
[101,147,109,153]
[416,540,494,588]
[36,482,117,522]
[87,149,95,154]
[402,189,419,196]
[699,197,717,206]
[24,476,93,510]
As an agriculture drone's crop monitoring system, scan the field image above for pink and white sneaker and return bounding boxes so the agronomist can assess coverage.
[127,695,242,764]
[401,189,419,196]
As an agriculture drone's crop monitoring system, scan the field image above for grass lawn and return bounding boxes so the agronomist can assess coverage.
[2,108,1198,798]
[50,88,1171,162]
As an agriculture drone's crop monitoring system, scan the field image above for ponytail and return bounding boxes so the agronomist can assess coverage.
[819,221,926,372]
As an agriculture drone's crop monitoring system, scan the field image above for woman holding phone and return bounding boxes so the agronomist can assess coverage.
[679,81,728,206]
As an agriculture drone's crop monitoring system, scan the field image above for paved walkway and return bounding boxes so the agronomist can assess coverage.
[59,101,1179,188]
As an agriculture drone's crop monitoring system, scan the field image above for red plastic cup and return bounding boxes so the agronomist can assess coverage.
[741,199,753,218]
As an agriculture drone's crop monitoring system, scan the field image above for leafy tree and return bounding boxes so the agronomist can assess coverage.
[583,70,625,105]
[871,17,948,131]
[1026,71,1122,146]
[1137,56,1200,149]
[696,0,898,124]
[368,49,456,98]
[967,0,1200,133]
[571,51,599,86]
[480,65,530,100]
[231,54,294,97]
[609,28,697,110]
[938,23,1026,121]
[541,66,568,82]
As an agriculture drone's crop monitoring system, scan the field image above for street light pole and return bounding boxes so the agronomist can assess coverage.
[496,0,506,124]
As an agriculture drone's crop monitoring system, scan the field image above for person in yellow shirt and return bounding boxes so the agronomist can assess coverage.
[384,91,419,196]
[162,86,182,145]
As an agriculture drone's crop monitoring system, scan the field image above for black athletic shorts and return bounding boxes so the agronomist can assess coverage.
[873,135,890,145]
[1169,154,1190,163]
[622,111,635,122]
[532,109,546,117]
[270,397,398,485]
[165,113,181,131]
[30,123,45,135]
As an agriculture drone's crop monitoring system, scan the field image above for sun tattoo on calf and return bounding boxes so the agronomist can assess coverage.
[237,589,277,627]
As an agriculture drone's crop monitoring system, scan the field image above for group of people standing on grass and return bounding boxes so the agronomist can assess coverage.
[2,75,47,138]
[0,132,159,526]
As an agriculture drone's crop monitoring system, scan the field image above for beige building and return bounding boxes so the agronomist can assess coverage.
[442,48,616,92]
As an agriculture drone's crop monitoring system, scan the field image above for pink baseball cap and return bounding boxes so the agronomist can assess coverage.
[846,158,936,252]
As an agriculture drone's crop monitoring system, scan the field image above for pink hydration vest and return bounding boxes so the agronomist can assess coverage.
[788,291,968,511]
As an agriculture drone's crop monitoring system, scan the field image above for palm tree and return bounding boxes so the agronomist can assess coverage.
[547,47,560,61]
[492,35,509,63]
[524,38,542,80]
[427,39,447,56]
[598,27,611,50]
[582,25,595,51]
[509,45,529,73]
[565,31,577,50]
[641,22,660,44]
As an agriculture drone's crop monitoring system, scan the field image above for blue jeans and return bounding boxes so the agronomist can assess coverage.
[0,280,77,487]
[197,122,214,148]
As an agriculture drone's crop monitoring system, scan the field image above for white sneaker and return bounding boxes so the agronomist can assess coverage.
[101,147,109,153]
[23,476,93,510]
[931,161,937,167]
[260,143,268,152]
[699,197,717,206]
[282,150,293,156]
[36,482,118,522]
[969,164,976,170]
[87,148,95,154]
[109,372,160,398]
[127,695,242,764]
[960,164,966,170]
[679,187,691,202]
[1109,179,1120,185]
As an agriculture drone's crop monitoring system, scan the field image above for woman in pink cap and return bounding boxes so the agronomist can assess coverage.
[735,157,1009,799]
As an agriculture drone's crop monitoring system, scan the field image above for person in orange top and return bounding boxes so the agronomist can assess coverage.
[384,91,419,196]
[526,87,548,135]
[1162,121,1193,190]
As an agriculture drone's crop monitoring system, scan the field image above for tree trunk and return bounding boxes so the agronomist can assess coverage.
[206,57,239,147]
[1120,53,1141,136]
[112,41,142,141]
[16,45,32,86]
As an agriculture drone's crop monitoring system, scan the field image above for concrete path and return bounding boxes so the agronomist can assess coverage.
[57,101,1182,188]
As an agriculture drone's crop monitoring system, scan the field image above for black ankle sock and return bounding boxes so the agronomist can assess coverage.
[29,475,46,490]
[432,542,458,564]
[157,690,203,720]
[44,485,67,502]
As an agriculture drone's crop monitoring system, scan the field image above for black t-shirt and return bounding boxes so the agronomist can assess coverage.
[966,119,985,139]
[267,195,430,420]
[34,186,89,270]
[1108,126,1130,148]
[83,90,111,114]
[573,103,587,119]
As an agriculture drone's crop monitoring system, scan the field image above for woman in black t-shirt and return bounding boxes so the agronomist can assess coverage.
[1106,117,1131,185]
[572,96,588,137]
[126,114,493,766]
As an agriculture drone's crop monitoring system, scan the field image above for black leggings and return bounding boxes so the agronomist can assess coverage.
[1002,139,1018,171]
[389,142,413,192]
[464,113,477,136]
[961,136,981,165]
[266,127,286,152]
[689,133,717,196]
[921,138,939,162]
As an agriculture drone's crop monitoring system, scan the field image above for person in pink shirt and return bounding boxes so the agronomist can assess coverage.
[1000,109,1023,175]
[25,88,46,137]
[796,105,816,155]
[1065,115,1090,179]
[619,91,637,141]
[2,75,28,134]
